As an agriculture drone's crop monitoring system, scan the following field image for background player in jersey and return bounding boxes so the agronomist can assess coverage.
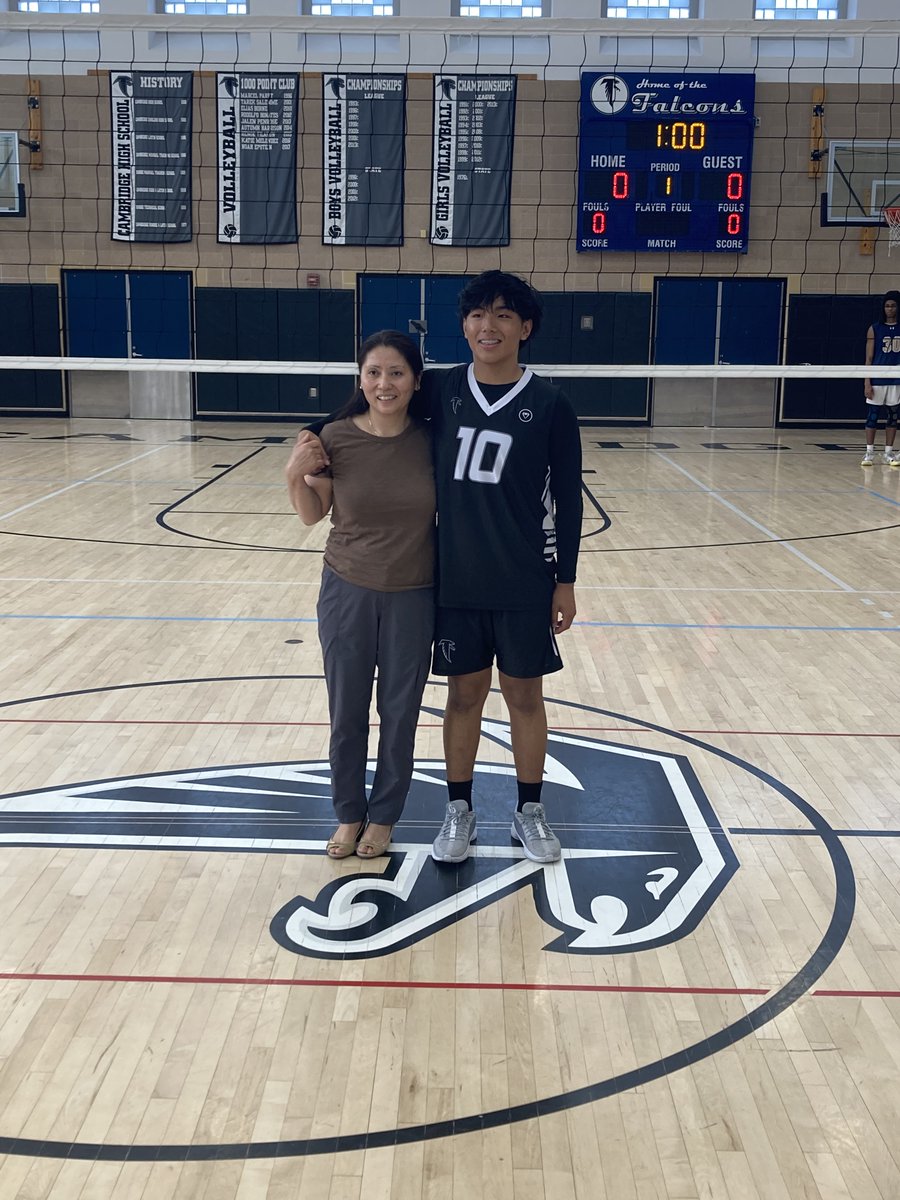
[862,289,900,466]
[425,271,582,866]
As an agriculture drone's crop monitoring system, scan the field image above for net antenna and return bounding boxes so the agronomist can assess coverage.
[883,207,900,256]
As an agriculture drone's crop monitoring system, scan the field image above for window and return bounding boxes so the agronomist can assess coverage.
[302,1,393,13]
[17,0,99,10]
[0,133,21,213]
[604,0,694,17]
[755,0,841,16]
[455,0,544,15]
[163,0,247,11]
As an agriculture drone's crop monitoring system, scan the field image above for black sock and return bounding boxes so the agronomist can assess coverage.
[516,781,543,812]
[448,780,473,811]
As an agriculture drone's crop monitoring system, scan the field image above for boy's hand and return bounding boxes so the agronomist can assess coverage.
[286,430,329,477]
[552,583,576,633]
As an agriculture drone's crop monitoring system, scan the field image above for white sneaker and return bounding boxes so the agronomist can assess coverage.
[887,450,900,467]
[861,451,876,466]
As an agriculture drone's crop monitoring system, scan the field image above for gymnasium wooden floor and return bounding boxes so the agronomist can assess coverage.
[0,416,898,1200]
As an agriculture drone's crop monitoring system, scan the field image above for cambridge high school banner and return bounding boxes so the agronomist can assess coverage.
[430,75,516,247]
[217,73,299,245]
[322,74,406,246]
[111,71,192,243]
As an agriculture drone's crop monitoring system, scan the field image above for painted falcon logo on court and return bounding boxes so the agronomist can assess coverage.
[0,718,736,960]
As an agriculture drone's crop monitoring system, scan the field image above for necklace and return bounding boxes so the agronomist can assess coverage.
[367,410,408,438]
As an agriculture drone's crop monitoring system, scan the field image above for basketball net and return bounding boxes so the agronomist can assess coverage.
[884,207,900,255]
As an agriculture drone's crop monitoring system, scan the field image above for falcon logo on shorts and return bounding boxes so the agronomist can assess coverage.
[437,639,456,663]
[0,719,737,961]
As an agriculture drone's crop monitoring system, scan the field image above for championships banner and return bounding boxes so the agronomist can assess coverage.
[217,73,298,245]
[110,71,192,243]
[430,75,516,247]
[322,74,406,246]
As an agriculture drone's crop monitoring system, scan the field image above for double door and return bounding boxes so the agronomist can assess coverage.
[653,278,785,427]
[62,270,192,417]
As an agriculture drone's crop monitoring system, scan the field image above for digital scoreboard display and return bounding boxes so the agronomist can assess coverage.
[577,72,756,254]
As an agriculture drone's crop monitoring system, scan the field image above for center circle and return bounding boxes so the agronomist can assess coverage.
[0,678,855,1162]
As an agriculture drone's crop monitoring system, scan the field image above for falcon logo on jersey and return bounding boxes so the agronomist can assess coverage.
[0,717,736,962]
[451,394,464,414]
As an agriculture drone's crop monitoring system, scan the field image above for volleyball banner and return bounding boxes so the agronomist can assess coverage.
[110,71,192,243]
[430,75,516,247]
[216,73,298,245]
[322,74,406,246]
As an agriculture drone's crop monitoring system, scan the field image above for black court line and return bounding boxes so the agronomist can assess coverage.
[0,677,855,1162]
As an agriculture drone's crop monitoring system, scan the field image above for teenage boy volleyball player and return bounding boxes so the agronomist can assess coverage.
[424,272,583,865]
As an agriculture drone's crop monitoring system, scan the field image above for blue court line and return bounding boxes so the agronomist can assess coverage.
[861,487,900,509]
[0,613,898,632]
[577,620,900,632]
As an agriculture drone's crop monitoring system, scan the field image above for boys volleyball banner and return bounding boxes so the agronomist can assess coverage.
[110,71,193,243]
[322,74,406,246]
[217,74,299,245]
[430,75,517,247]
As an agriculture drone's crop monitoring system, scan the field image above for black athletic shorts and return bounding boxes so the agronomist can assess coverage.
[432,606,564,679]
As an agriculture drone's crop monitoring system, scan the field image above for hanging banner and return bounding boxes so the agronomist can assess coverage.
[430,75,516,247]
[217,73,298,245]
[322,74,406,246]
[110,71,192,243]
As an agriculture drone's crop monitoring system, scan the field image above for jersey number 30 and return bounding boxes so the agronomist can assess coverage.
[453,427,513,484]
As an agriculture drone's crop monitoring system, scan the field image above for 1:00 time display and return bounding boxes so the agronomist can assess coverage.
[651,121,706,150]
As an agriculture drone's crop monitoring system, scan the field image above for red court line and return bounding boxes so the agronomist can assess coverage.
[0,970,896,998]
[0,718,897,738]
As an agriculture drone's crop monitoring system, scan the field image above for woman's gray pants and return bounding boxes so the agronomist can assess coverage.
[317,567,434,827]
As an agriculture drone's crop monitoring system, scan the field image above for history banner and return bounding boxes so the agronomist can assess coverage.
[110,70,192,243]
[217,73,298,245]
[430,75,516,247]
[322,74,406,246]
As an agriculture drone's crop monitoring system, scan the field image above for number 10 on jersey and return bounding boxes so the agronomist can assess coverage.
[454,427,513,484]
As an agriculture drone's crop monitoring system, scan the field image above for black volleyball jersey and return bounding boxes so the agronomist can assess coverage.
[871,321,900,386]
[422,363,583,610]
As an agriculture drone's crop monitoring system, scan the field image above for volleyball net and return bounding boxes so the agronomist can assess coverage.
[0,353,882,429]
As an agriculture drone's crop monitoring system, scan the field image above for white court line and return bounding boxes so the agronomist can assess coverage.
[0,447,170,521]
[655,452,857,593]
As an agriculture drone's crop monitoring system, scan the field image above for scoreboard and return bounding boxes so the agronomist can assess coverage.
[577,72,756,254]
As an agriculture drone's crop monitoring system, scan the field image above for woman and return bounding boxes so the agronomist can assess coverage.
[285,331,435,859]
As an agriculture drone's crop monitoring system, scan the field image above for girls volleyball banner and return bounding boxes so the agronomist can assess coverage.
[216,73,299,245]
[430,74,517,247]
[110,71,193,243]
[322,74,406,246]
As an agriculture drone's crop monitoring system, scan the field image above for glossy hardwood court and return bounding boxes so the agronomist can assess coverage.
[0,416,898,1200]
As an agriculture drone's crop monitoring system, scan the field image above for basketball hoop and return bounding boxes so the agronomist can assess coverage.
[883,207,900,255]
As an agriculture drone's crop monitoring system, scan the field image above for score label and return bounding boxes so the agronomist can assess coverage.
[577,72,756,255]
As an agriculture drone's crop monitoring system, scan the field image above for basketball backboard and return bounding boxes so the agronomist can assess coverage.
[822,139,900,225]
